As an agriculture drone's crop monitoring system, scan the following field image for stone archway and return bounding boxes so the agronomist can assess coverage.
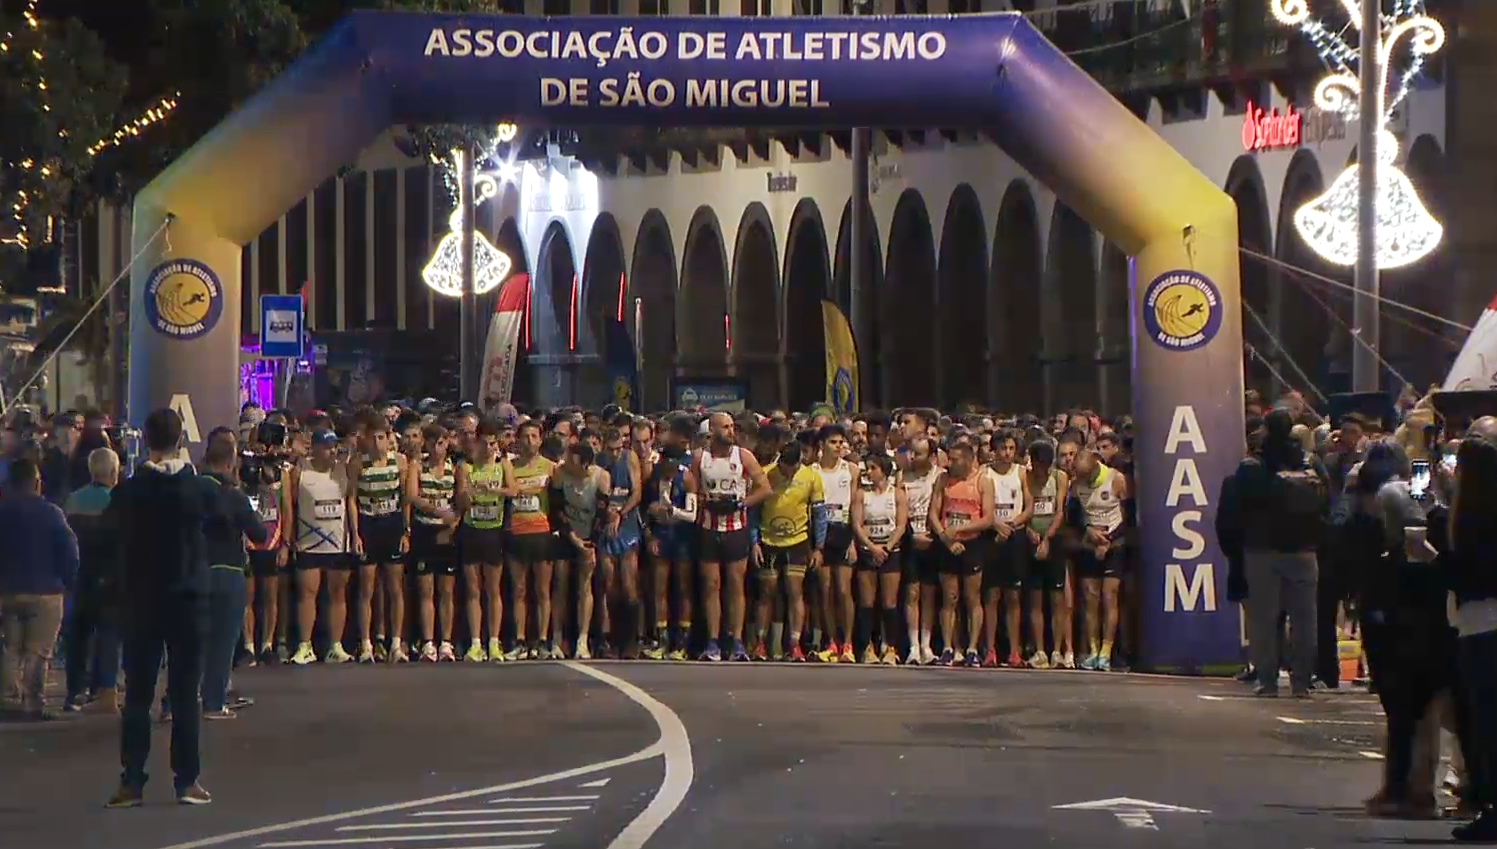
[679,206,730,376]
[937,185,989,409]
[536,220,578,405]
[991,181,1044,414]
[783,198,833,411]
[1383,134,1454,390]
[833,198,883,407]
[883,189,937,406]
[1276,149,1341,398]
[581,213,628,408]
[628,210,677,411]
[1225,155,1274,397]
[731,202,782,411]
[1045,202,1099,410]
[1098,241,1130,415]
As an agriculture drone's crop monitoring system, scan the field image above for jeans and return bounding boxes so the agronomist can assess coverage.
[201,568,247,713]
[65,583,119,701]
[0,593,65,711]
[1244,549,1318,691]
[120,593,206,791]
[1459,630,1497,810]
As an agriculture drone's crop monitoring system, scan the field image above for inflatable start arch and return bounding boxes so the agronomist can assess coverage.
[128,11,1245,673]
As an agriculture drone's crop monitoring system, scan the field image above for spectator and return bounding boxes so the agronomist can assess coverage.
[1226,408,1330,698]
[0,456,80,721]
[106,408,215,808]
[198,439,268,719]
[62,447,123,714]
[41,414,79,504]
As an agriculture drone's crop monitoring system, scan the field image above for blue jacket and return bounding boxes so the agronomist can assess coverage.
[0,491,80,596]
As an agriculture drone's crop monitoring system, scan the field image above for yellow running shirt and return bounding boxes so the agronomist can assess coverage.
[758,464,824,548]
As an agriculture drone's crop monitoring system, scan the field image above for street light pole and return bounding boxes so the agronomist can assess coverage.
[459,143,478,401]
[849,0,871,408]
[1352,0,1381,392]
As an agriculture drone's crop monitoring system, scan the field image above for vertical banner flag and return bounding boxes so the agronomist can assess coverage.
[1444,292,1497,391]
[822,300,859,415]
[481,273,529,411]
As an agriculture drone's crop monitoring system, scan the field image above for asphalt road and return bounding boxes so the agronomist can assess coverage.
[0,661,1462,849]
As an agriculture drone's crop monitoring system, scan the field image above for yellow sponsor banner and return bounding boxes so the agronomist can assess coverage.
[821,300,858,415]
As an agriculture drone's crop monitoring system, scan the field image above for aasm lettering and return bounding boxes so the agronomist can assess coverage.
[1161,405,1216,613]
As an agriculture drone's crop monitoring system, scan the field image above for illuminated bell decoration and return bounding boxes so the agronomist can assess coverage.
[1292,139,1444,271]
[422,149,513,298]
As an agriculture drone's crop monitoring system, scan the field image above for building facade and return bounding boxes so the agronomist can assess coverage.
[73,0,1460,415]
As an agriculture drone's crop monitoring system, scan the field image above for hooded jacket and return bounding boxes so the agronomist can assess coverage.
[107,456,215,600]
[201,471,269,571]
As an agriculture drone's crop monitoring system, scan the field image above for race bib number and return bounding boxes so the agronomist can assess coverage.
[945,511,971,529]
[368,497,398,515]
[866,516,894,542]
[469,504,500,522]
[514,494,541,513]
[313,499,344,521]
[1033,496,1055,517]
[996,503,1016,521]
[827,504,850,525]
[254,499,279,523]
[909,514,928,535]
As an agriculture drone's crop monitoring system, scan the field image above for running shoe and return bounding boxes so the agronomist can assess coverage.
[1097,655,1112,672]
[438,641,457,662]
[356,643,375,664]
[373,641,388,663]
[203,708,236,721]
[666,646,687,661]
[1049,650,1064,669]
[503,644,526,662]
[699,640,722,662]
[904,647,922,666]
[1029,650,1050,670]
[1004,651,1024,668]
[730,639,750,662]
[750,642,769,662]
[389,643,409,663]
[176,783,212,806]
[533,645,553,661]
[576,639,593,660]
[919,645,937,666]
[861,645,878,665]
[275,643,290,664]
[464,642,487,663]
[981,649,999,668]
[291,643,317,665]
[643,641,666,661]
[789,644,807,662]
[106,784,144,809]
[1079,653,1099,671]
[938,647,955,667]
[259,644,278,666]
[326,644,353,664]
[1059,651,1076,669]
[840,644,856,664]
[421,642,439,662]
[963,649,981,668]
[881,646,900,666]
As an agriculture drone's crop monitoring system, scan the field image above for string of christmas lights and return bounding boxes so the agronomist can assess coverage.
[1270,0,1446,270]
[422,148,513,298]
[3,0,182,252]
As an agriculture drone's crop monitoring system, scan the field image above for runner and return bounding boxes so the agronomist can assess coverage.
[597,422,645,658]
[928,441,994,667]
[1024,439,1072,669]
[453,420,512,663]
[1071,447,1129,671]
[406,424,459,662]
[900,437,941,665]
[551,440,607,660]
[982,430,1031,668]
[288,430,358,665]
[691,411,772,662]
[506,420,559,660]
[245,451,292,665]
[751,440,824,662]
[814,424,858,663]
[349,416,410,663]
[644,414,699,661]
[851,452,907,665]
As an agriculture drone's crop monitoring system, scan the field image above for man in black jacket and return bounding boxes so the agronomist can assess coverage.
[106,408,215,808]
[199,440,268,719]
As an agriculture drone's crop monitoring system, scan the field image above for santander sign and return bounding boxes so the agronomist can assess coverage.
[1241,103,1302,152]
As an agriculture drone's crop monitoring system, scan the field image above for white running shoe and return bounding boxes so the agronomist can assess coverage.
[918,645,937,666]
[576,638,592,660]
[437,641,456,662]
[420,642,439,662]
[326,644,353,663]
[291,643,317,666]
[904,647,921,666]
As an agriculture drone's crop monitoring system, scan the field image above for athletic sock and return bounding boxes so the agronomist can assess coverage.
[811,627,823,649]
[882,609,900,651]
[855,607,873,654]
[769,622,784,655]
[919,628,933,653]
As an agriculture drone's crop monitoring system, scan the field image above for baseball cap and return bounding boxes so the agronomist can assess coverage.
[311,430,338,447]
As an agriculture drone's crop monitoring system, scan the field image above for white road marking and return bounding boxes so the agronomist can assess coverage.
[578,779,611,788]
[1276,716,1377,726]
[487,795,599,803]
[564,662,695,849]
[152,663,691,849]
[259,832,554,847]
[1053,797,1209,830]
[482,806,593,813]
[338,822,568,831]
[1360,751,1386,760]
[409,813,571,821]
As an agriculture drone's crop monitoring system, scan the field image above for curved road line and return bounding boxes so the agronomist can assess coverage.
[153,663,692,849]
[564,662,694,849]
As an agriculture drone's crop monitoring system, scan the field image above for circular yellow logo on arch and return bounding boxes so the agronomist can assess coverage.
[1142,271,1222,352]
[144,259,223,340]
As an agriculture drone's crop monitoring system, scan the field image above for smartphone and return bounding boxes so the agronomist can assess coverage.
[1410,459,1431,499]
